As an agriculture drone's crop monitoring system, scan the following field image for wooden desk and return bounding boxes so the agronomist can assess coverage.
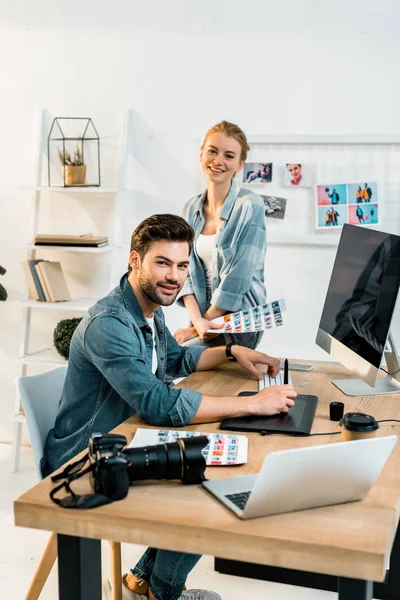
[14,360,400,600]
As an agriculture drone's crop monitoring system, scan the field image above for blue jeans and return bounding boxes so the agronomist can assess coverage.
[132,547,201,600]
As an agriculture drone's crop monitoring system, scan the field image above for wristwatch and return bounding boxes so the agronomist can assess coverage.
[226,342,239,362]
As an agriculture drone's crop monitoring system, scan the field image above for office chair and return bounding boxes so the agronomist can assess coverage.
[16,367,122,600]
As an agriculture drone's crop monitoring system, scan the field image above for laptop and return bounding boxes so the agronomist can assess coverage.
[202,435,397,519]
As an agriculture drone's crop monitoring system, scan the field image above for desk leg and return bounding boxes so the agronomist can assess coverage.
[58,534,102,600]
[338,578,373,600]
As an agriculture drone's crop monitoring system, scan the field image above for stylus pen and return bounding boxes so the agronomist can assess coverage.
[284,358,289,384]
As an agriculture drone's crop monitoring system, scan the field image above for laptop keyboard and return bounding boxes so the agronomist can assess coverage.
[225,491,251,510]
[258,369,293,391]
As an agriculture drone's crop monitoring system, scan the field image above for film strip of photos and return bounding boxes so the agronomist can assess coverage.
[242,161,379,229]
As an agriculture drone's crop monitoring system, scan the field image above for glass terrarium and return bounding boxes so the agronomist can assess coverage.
[47,117,100,187]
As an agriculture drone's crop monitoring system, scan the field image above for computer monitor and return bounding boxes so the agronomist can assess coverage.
[316,224,400,396]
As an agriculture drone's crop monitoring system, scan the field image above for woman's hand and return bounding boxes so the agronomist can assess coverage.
[193,317,225,343]
[173,327,199,344]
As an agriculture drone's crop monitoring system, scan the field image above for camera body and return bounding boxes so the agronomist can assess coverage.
[89,433,131,500]
[88,432,208,502]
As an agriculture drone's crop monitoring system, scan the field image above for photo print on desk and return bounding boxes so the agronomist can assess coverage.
[284,163,316,187]
[261,195,287,220]
[242,162,273,184]
[128,428,248,466]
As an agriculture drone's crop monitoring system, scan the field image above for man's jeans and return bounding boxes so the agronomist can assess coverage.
[132,547,201,600]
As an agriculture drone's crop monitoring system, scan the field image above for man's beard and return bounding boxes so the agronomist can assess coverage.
[138,269,181,306]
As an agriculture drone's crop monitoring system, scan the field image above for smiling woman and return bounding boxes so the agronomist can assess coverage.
[174,121,267,350]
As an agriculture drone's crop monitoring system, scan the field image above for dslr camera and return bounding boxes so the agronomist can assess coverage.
[89,432,209,502]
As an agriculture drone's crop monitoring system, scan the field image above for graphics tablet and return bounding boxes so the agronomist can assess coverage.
[220,392,318,436]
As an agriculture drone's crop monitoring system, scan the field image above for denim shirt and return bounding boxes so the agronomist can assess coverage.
[178,180,267,316]
[41,275,204,476]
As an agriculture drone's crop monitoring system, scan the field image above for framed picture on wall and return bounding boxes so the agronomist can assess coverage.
[260,195,287,220]
[316,183,347,229]
[242,162,273,184]
[284,163,316,187]
[347,182,379,226]
[315,182,379,229]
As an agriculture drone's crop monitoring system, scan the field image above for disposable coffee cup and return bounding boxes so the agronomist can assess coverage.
[339,412,379,441]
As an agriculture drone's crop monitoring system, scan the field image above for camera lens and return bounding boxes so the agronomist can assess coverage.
[125,436,208,484]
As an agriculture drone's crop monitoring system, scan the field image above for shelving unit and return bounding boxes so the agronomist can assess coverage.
[11,109,130,472]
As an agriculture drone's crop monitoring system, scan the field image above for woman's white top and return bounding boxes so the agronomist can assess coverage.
[196,234,216,295]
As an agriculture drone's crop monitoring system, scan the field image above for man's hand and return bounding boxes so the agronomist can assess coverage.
[252,385,297,416]
[173,327,199,344]
[193,317,225,343]
[231,346,280,380]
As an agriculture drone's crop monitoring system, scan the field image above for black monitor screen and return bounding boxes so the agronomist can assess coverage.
[318,224,400,369]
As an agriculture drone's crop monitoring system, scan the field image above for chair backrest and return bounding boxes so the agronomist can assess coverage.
[16,366,67,479]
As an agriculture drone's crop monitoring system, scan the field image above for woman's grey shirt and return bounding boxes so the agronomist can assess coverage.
[178,180,267,316]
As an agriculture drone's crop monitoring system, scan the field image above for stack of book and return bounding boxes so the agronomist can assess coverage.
[22,260,71,302]
[34,234,108,247]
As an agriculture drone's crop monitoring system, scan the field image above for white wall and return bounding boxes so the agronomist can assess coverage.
[1,0,400,445]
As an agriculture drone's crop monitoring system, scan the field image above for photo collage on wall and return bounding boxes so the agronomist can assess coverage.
[316,182,378,229]
[242,160,379,230]
[242,162,316,222]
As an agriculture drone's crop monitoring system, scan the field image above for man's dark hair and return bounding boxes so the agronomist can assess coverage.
[128,214,194,272]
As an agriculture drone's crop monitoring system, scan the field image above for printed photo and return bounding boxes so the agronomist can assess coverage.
[317,184,347,206]
[226,456,238,463]
[243,162,273,184]
[317,206,347,228]
[348,204,378,225]
[285,163,316,187]
[261,195,287,220]
[347,182,378,204]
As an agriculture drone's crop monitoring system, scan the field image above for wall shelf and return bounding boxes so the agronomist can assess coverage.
[24,243,120,253]
[12,413,26,424]
[16,347,67,365]
[22,186,123,193]
[17,297,96,311]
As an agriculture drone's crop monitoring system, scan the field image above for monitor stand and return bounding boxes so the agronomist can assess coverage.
[333,334,400,396]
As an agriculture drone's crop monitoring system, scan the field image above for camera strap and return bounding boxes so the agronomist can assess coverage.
[49,453,113,509]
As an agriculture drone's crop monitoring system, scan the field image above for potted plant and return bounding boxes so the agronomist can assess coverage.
[57,144,86,185]
[53,317,83,359]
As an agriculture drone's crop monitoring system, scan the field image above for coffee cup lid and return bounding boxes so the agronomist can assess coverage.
[340,412,379,432]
